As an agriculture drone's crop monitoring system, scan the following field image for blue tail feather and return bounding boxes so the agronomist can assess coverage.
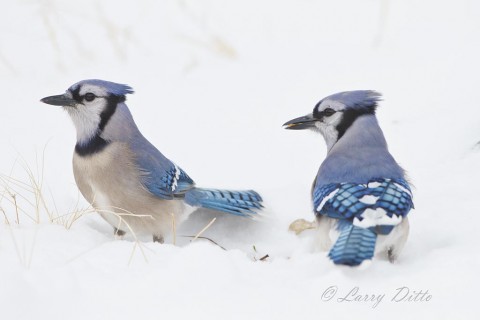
[328,223,377,266]
[184,188,263,217]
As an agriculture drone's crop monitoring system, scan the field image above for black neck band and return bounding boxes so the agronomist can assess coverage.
[336,108,375,140]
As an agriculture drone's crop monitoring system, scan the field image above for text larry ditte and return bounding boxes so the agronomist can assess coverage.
[321,286,432,308]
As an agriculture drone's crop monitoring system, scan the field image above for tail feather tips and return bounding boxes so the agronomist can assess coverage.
[185,188,263,217]
[328,224,377,266]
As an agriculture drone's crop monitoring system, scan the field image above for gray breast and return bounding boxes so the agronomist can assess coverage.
[72,142,188,238]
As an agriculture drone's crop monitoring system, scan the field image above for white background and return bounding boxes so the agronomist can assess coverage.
[1,0,479,319]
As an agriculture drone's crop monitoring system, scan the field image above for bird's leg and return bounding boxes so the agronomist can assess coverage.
[153,235,164,243]
[387,247,396,263]
[114,227,126,239]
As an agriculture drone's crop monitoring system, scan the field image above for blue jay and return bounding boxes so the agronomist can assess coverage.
[41,79,263,242]
[284,91,413,266]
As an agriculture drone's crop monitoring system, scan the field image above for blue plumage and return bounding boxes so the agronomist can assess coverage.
[127,100,263,216]
[314,179,413,220]
[185,189,263,217]
[317,90,381,113]
[132,136,263,217]
[141,162,195,199]
[315,178,413,235]
[328,223,377,266]
[41,79,264,242]
[69,79,134,96]
[285,90,414,265]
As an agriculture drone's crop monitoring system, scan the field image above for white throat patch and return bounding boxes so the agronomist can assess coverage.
[315,111,343,152]
[65,105,103,145]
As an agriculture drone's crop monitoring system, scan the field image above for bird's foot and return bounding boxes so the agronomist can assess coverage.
[387,247,397,263]
[153,235,164,244]
[114,227,126,240]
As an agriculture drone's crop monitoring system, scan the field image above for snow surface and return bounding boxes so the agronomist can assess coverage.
[1,0,480,319]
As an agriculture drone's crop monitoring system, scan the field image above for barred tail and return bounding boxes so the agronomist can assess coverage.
[328,223,377,266]
[184,188,263,217]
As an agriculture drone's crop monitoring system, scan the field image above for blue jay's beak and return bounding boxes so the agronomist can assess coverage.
[40,94,77,107]
[283,114,316,130]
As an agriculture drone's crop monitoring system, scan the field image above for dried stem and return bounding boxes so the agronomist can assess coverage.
[179,235,227,251]
[12,194,19,224]
[192,217,216,242]
[170,213,176,246]
[1,207,10,225]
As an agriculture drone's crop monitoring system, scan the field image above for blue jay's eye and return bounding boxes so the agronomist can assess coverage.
[84,93,96,102]
[323,108,335,117]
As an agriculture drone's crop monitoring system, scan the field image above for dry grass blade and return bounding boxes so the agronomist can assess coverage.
[95,208,150,264]
[1,207,10,225]
[192,217,216,242]
[12,193,19,224]
[1,190,36,222]
[170,213,176,246]
[0,148,161,267]
[0,149,55,224]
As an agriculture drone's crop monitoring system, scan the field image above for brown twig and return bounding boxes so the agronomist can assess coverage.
[179,235,227,251]
[259,254,269,261]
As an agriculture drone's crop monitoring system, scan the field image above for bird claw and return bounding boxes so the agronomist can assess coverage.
[387,247,397,263]
[114,228,126,240]
[153,235,164,243]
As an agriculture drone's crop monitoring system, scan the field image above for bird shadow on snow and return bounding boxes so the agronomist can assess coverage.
[177,208,270,249]
[78,205,301,261]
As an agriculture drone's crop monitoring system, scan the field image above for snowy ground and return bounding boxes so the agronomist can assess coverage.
[1,0,479,319]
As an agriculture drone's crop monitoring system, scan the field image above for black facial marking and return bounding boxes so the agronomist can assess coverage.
[335,108,375,140]
[312,100,323,118]
[98,95,122,131]
[75,93,126,157]
[313,101,337,119]
[70,86,82,103]
[75,135,109,156]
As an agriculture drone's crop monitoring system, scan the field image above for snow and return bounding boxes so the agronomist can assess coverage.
[1,0,480,319]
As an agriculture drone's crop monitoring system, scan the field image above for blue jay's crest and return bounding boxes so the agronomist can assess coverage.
[69,79,134,97]
[314,178,413,234]
[316,90,382,113]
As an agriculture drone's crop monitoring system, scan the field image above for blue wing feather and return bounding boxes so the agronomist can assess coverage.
[184,188,263,217]
[127,136,263,218]
[144,164,194,199]
[131,139,195,199]
[313,178,413,234]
